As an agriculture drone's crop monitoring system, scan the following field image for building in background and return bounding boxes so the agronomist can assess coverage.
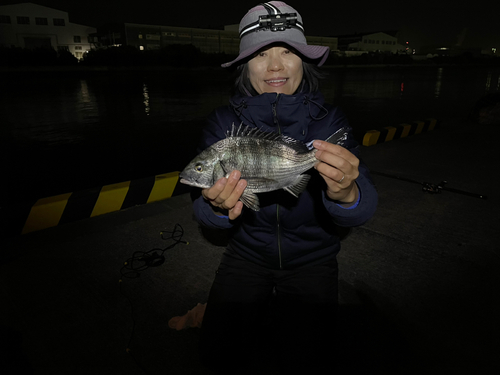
[336,31,406,55]
[93,23,337,56]
[0,3,337,61]
[419,45,483,58]
[0,3,95,59]
[121,23,240,54]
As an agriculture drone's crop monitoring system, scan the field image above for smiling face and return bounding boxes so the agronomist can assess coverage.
[247,44,304,95]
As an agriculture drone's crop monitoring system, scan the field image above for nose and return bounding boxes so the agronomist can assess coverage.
[267,53,284,71]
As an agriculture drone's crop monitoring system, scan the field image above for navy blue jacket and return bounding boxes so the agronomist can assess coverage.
[192,91,378,270]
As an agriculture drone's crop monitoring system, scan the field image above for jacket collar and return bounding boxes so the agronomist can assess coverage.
[229,91,328,139]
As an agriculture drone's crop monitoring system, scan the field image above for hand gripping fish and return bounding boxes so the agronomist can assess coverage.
[180,124,349,211]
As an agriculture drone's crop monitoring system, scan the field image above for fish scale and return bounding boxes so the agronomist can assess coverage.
[179,124,349,211]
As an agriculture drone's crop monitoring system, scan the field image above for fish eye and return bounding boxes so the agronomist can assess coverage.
[195,163,203,172]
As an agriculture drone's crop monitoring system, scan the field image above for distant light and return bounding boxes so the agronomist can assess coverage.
[438,47,448,50]
[139,46,144,51]
[492,48,497,54]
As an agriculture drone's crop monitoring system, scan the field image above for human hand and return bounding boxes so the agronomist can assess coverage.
[313,140,360,205]
[201,170,247,220]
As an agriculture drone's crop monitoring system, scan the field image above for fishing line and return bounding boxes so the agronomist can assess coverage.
[371,170,487,200]
[118,223,188,374]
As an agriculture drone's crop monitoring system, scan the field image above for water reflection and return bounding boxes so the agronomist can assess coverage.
[79,79,91,103]
[76,79,99,126]
[3,67,499,146]
[143,82,150,115]
[435,67,443,98]
[484,70,500,92]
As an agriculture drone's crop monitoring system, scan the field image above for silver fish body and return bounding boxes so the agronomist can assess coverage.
[180,124,348,211]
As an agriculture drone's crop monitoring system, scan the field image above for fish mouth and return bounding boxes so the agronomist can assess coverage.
[180,178,195,186]
[179,178,207,189]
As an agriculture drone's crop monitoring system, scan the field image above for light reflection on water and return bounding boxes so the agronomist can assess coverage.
[142,83,150,115]
[434,67,443,98]
[1,66,498,200]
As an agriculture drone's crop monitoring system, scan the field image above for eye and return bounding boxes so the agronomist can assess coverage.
[195,163,203,172]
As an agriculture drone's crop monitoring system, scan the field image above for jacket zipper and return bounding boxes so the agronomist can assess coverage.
[273,94,283,269]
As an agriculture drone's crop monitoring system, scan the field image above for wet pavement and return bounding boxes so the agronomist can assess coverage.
[1,118,499,375]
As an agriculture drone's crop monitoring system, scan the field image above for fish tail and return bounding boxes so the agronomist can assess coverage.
[324,126,349,145]
[305,126,350,150]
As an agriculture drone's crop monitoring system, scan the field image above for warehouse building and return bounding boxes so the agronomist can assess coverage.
[0,3,96,59]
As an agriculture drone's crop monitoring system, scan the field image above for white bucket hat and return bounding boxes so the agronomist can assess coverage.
[222,1,330,68]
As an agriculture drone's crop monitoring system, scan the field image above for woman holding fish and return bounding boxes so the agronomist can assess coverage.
[181,2,378,373]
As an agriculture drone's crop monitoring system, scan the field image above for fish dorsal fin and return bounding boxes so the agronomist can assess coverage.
[226,123,309,154]
[283,174,311,197]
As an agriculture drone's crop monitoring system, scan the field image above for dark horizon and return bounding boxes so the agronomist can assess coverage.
[1,0,499,51]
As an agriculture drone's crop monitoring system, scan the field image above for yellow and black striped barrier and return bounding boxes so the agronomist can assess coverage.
[16,171,187,236]
[362,118,439,147]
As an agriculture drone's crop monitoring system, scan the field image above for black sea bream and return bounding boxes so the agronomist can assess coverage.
[180,124,349,211]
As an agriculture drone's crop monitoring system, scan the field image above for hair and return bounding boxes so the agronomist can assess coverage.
[232,60,326,97]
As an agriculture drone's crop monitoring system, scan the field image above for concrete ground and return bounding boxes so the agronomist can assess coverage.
[1,118,499,375]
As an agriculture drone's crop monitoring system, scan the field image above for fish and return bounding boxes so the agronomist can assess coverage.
[179,124,349,211]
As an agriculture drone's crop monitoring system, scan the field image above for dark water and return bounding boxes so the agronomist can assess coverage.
[1,65,499,203]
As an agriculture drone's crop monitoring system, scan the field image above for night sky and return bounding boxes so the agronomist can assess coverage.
[1,0,499,51]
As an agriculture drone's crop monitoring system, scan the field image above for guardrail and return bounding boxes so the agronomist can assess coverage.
[362,119,439,146]
[15,171,186,236]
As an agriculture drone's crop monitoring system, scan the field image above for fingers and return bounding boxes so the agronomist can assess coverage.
[314,141,359,166]
[314,144,359,183]
[228,201,244,220]
[202,170,247,212]
[202,176,227,201]
[219,175,247,210]
[313,140,360,203]
[315,156,353,183]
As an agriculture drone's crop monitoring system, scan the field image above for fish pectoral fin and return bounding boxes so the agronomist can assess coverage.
[218,160,229,175]
[239,191,260,211]
[283,174,311,197]
[219,160,239,176]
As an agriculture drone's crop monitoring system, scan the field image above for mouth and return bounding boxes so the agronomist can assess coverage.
[264,78,288,87]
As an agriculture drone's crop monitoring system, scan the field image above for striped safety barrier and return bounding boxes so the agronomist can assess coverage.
[17,171,187,235]
[362,119,439,147]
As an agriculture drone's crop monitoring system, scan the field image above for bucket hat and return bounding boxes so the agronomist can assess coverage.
[222,1,330,68]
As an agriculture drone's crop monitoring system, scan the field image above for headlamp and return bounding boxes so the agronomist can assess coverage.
[238,3,305,39]
[258,13,298,32]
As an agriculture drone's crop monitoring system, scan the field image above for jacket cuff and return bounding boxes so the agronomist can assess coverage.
[335,184,361,210]
[193,195,234,229]
[323,174,378,227]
